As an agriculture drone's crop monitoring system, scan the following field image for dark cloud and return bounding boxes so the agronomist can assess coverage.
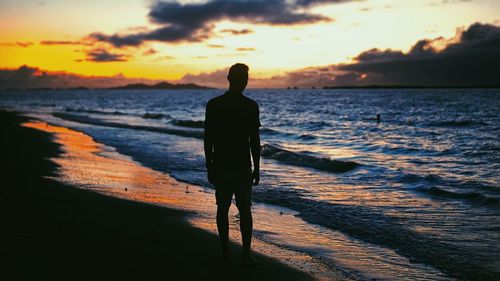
[81,48,129,62]
[294,0,354,7]
[336,23,500,87]
[89,0,355,47]
[88,32,144,47]
[0,65,164,89]
[220,28,253,35]
[354,48,404,62]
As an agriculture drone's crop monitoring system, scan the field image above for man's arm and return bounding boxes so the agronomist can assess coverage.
[249,128,261,186]
[204,103,215,183]
[204,130,213,168]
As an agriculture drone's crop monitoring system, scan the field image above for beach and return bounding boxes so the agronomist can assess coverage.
[0,110,318,281]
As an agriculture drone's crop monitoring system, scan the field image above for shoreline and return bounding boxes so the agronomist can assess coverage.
[0,110,318,280]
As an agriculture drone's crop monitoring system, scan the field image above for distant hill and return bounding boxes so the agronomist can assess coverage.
[110,81,212,90]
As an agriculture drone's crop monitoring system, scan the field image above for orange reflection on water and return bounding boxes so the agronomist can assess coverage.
[23,121,184,206]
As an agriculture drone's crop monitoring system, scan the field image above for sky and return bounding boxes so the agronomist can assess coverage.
[0,0,499,88]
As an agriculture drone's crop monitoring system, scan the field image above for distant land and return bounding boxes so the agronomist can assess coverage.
[110,81,213,90]
[4,81,213,91]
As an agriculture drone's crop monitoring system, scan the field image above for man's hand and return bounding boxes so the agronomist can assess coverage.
[252,170,260,186]
[207,166,216,184]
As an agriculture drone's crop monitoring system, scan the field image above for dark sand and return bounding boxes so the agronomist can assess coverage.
[0,110,313,281]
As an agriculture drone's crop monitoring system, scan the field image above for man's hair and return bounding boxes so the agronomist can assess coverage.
[228,63,249,83]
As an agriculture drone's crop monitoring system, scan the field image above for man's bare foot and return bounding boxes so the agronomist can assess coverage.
[215,254,231,265]
[241,254,259,267]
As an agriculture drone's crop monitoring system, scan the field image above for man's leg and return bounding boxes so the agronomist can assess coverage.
[216,202,231,259]
[237,204,253,261]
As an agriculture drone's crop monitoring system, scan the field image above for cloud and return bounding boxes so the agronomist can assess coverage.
[429,0,473,6]
[142,47,157,55]
[191,55,209,59]
[40,40,88,46]
[334,22,500,87]
[89,0,356,47]
[178,65,334,88]
[87,32,144,47]
[180,68,229,88]
[0,65,164,89]
[294,0,355,7]
[207,44,225,48]
[80,48,129,62]
[353,48,404,62]
[16,42,34,47]
[0,42,34,48]
[220,28,253,35]
[236,47,256,51]
[180,22,500,88]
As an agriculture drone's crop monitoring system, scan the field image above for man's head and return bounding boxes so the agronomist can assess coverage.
[227,63,249,93]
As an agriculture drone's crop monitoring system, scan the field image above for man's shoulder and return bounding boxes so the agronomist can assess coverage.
[241,95,259,109]
[206,93,226,108]
[207,92,258,110]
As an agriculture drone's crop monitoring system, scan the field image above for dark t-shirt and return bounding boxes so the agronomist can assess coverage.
[205,92,260,169]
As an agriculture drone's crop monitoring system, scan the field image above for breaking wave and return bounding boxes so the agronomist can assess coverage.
[53,112,203,139]
[171,119,204,128]
[261,144,359,173]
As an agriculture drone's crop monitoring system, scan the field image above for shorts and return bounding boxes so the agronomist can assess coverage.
[214,167,252,208]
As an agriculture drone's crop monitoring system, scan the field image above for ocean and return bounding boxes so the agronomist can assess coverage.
[1,88,499,280]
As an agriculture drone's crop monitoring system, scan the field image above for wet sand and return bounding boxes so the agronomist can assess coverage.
[0,110,315,280]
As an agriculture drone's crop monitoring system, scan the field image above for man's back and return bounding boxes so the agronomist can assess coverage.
[205,92,260,169]
[204,63,260,264]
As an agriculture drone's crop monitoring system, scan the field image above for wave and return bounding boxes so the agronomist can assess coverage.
[65,107,127,116]
[53,112,203,139]
[417,186,499,207]
[397,173,442,184]
[142,113,170,119]
[298,134,317,141]
[261,144,359,173]
[65,107,171,120]
[427,120,486,127]
[171,119,204,128]
[259,128,318,142]
[303,121,330,131]
[259,128,279,135]
[257,189,495,280]
[398,173,499,207]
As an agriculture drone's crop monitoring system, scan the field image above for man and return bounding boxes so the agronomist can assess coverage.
[204,63,261,265]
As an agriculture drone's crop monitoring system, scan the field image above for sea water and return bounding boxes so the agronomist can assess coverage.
[1,88,499,280]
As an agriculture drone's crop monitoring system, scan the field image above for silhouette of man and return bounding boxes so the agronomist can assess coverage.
[204,63,261,265]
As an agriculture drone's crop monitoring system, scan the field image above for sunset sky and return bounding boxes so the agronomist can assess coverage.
[1,0,499,88]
